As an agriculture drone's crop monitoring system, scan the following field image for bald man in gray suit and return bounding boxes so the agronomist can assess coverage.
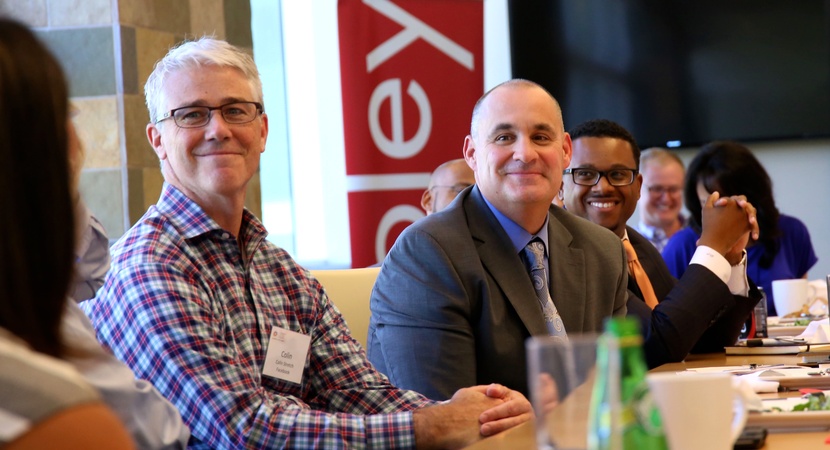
[367,80,627,400]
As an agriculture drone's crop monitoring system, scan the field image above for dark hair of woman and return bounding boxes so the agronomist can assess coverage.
[0,18,76,357]
[684,140,781,268]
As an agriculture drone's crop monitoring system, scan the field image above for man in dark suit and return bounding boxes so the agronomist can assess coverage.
[561,119,762,368]
[368,80,628,400]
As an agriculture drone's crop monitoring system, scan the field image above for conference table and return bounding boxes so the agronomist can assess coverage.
[465,352,830,450]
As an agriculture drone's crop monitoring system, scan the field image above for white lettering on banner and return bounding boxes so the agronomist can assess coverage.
[363,0,474,72]
[375,205,424,262]
[369,78,432,159]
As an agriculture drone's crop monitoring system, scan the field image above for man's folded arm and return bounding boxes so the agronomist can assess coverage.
[92,264,426,449]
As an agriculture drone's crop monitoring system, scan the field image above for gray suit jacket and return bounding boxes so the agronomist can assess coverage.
[367,187,628,400]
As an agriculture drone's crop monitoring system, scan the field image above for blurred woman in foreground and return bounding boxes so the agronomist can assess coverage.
[0,17,133,449]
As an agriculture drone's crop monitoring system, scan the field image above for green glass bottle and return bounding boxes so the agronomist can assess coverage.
[588,317,667,450]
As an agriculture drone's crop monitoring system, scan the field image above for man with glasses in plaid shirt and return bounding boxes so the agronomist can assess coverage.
[83,37,530,449]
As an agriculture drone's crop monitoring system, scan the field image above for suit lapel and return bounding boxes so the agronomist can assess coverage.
[465,189,549,336]
[548,207,586,332]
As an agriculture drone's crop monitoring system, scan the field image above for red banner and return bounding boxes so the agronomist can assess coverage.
[338,0,484,267]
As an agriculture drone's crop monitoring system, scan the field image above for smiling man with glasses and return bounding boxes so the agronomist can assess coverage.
[561,160,641,238]
[636,148,687,252]
[562,118,762,367]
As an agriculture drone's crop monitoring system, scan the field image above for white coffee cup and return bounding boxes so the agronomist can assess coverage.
[772,278,815,317]
[646,372,749,450]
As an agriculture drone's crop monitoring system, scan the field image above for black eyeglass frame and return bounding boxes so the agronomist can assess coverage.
[156,101,264,128]
[563,168,639,187]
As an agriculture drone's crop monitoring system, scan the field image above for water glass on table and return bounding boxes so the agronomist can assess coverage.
[526,334,613,450]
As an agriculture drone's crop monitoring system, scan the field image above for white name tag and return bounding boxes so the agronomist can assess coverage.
[262,326,311,385]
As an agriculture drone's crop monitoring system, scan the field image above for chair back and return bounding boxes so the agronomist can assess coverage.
[310,267,381,348]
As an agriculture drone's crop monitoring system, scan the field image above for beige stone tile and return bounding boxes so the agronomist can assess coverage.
[189,0,225,40]
[120,26,139,95]
[223,0,252,48]
[134,27,179,100]
[118,0,156,29]
[48,0,111,27]
[119,0,190,33]
[79,168,125,238]
[0,0,47,27]
[124,94,158,167]
[155,0,190,33]
[73,97,121,169]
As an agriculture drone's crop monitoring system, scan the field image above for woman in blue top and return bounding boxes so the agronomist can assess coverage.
[662,141,817,316]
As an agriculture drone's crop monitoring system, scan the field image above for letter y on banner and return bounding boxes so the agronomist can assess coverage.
[338,0,483,267]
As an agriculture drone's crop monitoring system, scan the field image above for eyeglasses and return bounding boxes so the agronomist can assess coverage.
[646,185,682,196]
[563,168,638,186]
[429,184,472,195]
[156,101,263,128]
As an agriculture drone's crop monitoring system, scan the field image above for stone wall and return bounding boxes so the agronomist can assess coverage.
[0,0,259,239]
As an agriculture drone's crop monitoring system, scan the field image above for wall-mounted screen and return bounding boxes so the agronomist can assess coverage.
[509,0,830,148]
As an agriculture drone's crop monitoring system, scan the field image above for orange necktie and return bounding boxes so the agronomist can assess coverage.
[622,239,660,309]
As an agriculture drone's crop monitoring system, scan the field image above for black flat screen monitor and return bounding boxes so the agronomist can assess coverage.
[508,0,830,148]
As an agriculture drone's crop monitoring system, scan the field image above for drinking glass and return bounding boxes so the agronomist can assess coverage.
[526,334,619,450]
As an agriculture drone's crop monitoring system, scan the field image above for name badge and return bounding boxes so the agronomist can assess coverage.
[262,326,311,384]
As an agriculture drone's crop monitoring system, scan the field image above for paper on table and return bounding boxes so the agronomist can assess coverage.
[767,324,807,338]
[734,317,830,352]
[796,318,830,342]
[688,365,816,378]
[734,377,765,411]
[678,367,781,393]
[736,371,781,393]
[684,364,830,391]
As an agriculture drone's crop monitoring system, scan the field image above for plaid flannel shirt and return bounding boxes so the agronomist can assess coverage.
[83,183,432,449]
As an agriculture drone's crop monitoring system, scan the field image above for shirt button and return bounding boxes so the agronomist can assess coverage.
[222,232,230,239]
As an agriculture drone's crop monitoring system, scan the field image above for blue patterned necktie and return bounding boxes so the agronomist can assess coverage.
[524,238,568,340]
